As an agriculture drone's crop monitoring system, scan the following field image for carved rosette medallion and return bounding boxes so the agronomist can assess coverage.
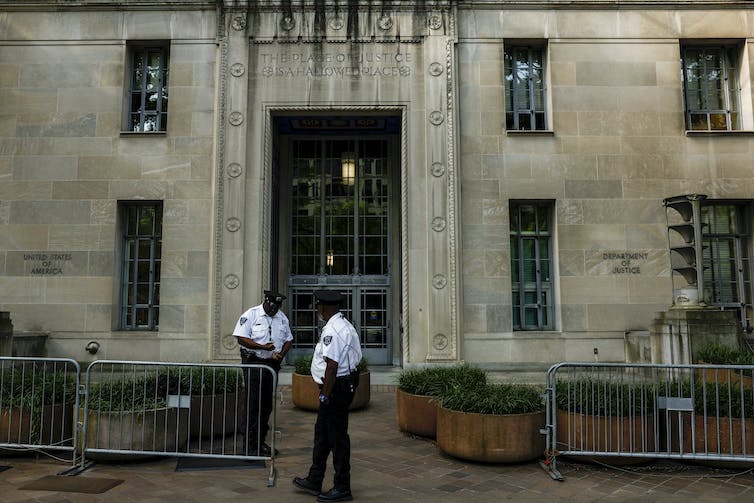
[224,274,240,290]
[329,17,344,30]
[431,217,446,232]
[429,111,444,126]
[280,15,296,31]
[428,14,443,30]
[221,333,238,350]
[432,333,449,351]
[231,16,246,31]
[432,274,447,289]
[227,163,242,178]
[378,15,393,31]
[429,62,444,76]
[225,217,241,232]
[230,63,245,77]
[229,111,244,126]
[430,162,445,177]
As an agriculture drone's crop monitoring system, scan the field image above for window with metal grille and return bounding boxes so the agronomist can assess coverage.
[701,203,752,331]
[126,44,169,132]
[682,45,741,131]
[510,202,554,330]
[504,45,547,131]
[120,202,162,330]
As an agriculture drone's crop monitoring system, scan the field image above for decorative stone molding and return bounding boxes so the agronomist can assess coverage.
[280,15,295,31]
[429,62,443,76]
[229,111,244,126]
[378,15,393,31]
[225,217,241,232]
[432,274,447,290]
[329,16,344,30]
[432,333,448,351]
[431,162,445,177]
[432,217,446,232]
[221,333,238,351]
[428,14,443,30]
[429,111,444,126]
[231,15,246,31]
[230,63,245,77]
[226,163,242,178]
[223,274,240,290]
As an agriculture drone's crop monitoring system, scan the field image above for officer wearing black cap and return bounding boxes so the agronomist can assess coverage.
[232,290,292,457]
[293,290,362,502]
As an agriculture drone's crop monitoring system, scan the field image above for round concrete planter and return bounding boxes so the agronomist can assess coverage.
[436,405,545,463]
[396,388,437,438]
[189,392,242,439]
[556,409,656,465]
[291,371,370,411]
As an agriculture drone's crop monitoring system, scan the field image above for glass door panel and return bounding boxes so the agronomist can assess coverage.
[287,136,392,364]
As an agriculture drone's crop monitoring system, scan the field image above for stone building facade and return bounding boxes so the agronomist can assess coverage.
[1,1,753,369]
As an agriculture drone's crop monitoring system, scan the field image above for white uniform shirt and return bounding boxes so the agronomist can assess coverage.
[232,304,293,359]
[310,313,363,385]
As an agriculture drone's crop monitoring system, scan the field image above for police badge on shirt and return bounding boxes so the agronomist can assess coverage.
[323,335,332,345]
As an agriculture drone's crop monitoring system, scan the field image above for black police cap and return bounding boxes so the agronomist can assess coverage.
[264,290,286,303]
[314,290,344,305]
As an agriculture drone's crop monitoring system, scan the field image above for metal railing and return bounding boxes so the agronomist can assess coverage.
[81,360,278,485]
[543,362,754,480]
[0,357,80,463]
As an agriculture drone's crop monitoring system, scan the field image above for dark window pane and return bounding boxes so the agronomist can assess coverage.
[520,206,536,232]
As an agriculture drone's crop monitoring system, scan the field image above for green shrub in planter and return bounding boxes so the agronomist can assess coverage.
[659,380,754,418]
[696,343,754,365]
[435,380,545,463]
[293,354,368,375]
[0,365,77,444]
[396,364,487,398]
[437,382,544,415]
[170,366,242,396]
[555,378,656,416]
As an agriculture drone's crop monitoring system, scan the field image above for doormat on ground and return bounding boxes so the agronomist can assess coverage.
[175,457,265,472]
[19,475,123,494]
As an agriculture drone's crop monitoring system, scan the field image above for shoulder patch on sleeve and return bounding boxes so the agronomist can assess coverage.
[239,317,247,325]
[323,335,332,345]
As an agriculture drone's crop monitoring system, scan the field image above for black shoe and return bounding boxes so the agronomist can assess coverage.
[293,477,321,496]
[317,487,353,502]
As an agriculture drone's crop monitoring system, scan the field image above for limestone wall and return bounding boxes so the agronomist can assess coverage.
[457,7,754,364]
[0,9,218,361]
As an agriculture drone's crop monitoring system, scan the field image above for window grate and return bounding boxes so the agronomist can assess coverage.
[120,202,163,330]
[510,202,554,330]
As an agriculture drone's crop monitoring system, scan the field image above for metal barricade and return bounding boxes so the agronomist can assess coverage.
[81,360,278,486]
[543,362,754,480]
[0,357,80,465]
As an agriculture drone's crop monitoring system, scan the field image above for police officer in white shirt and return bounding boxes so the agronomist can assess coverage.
[232,290,293,457]
[293,290,361,503]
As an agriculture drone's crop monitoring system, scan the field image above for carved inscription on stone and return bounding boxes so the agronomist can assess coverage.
[259,50,413,78]
[602,251,649,275]
[22,252,74,275]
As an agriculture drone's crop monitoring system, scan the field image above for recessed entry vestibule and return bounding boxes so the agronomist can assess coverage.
[271,114,403,365]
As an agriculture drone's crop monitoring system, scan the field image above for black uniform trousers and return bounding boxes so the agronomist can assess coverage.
[307,377,356,491]
[241,351,280,454]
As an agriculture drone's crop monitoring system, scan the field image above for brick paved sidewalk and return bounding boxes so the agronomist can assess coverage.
[1,387,753,502]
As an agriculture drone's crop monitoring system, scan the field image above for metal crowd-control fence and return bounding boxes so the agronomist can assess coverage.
[543,362,754,480]
[0,357,80,465]
[81,360,278,485]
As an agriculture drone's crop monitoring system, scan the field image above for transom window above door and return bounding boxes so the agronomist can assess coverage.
[289,138,390,277]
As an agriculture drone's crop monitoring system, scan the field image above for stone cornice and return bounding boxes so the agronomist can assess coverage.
[459,0,754,9]
[0,0,216,11]
[3,0,747,12]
